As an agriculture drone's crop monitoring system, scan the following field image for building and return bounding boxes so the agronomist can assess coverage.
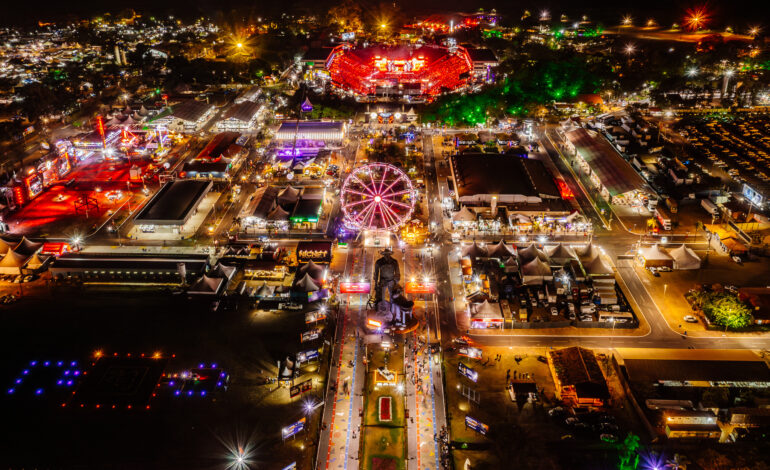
[547,347,609,407]
[662,410,721,440]
[133,180,212,233]
[181,132,245,179]
[274,121,345,158]
[50,252,209,284]
[217,101,261,132]
[563,128,651,204]
[465,48,498,81]
[448,152,568,216]
[738,287,770,325]
[153,100,215,133]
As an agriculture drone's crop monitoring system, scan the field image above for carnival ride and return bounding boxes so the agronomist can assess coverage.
[340,163,415,231]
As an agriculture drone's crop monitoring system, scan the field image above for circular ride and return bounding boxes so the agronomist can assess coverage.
[341,163,415,231]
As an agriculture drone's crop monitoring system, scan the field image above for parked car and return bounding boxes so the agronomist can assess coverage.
[600,434,618,443]
[683,315,698,323]
[550,306,558,316]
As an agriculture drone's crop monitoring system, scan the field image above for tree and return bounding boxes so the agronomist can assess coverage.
[702,292,754,329]
[617,433,640,470]
[328,0,363,33]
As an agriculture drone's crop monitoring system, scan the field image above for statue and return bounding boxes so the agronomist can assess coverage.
[370,248,413,324]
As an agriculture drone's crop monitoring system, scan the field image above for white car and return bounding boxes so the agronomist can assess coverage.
[683,315,698,323]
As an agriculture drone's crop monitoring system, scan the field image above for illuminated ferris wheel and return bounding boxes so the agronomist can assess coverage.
[341,163,415,231]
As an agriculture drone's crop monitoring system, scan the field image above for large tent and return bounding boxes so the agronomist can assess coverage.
[462,241,488,259]
[188,275,224,295]
[277,186,301,205]
[546,244,577,263]
[297,260,325,281]
[452,206,476,224]
[583,255,614,277]
[668,244,701,270]
[23,253,49,273]
[0,249,28,275]
[0,238,13,255]
[517,243,549,264]
[488,240,515,259]
[502,256,519,273]
[577,243,600,261]
[208,263,237,280]
[472,300,503,319]
[293,273,320,293]
[14,237,43,256]
[267,205,290,221]
[521,257,552,285]
[255,282,275,298]
[638,244,674,268]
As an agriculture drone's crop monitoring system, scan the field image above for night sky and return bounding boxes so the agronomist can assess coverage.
[4,0,769,27]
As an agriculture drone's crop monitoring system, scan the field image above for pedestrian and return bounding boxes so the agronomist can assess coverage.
[506,369,510,381]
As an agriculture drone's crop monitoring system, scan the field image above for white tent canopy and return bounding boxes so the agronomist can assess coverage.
[584,255,614,276]
[188,275,224,295]
[669,244,701,270]
[640,244,672,261]
[293,273,320,293]
[546,244,577,262]
[267,205,289,221]
[452,206,476,223]
[521,257,552,285]
[472,300,503,319]
[577,243,600,260]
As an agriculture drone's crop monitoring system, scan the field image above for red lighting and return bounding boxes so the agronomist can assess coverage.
[95,116,105,138]
[556,179,575,199]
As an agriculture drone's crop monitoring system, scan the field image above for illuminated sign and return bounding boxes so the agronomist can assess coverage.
[458,347,483,360]
[465,416,489,435]
[95,116,105,138]
[458,362,478,382]
[743,184,764,206]
[470,318,503,329]
[300,328,322,343]
[367,318,382,328]
[305,310,327,323]
[340,282,371,294]
[297,349,319,364]
[289,379,313,397]
[281,417,306,439]
[405,281,436,294]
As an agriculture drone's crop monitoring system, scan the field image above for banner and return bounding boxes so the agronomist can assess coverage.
[340,282,371,294]
[297,349,319,364]
[301,328,322,343]
[405,281,436,294]
[458,362,478,382]
[465,416,489,435]
[458,347,482,360]
[281,418,306,439]
[289,379,313,398]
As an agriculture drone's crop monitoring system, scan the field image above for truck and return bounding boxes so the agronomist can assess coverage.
[655,206,672,231]
[665,197,678,214]
[701,198,719,216]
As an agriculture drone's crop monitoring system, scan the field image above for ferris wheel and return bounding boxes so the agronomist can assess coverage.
[340,163,415,231]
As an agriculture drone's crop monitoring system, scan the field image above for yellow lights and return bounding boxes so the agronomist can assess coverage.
[94,349,103,359]
[152,351,162,359]
[380,23,387,29]
[236,42,243,48]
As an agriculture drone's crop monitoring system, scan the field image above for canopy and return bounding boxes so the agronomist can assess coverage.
[546,244,577,262]
[14,236,43,256]
[24,253,48,270]
[293,273,319,293]
[267,205,289,221]
[577,243,600,260]
[509,214,532,225]
[462,241,488,259]
[521,257,552,285]
[255,282,275,298]
[668,244,701,270]
[488,240,515,259]
[502,256,518,273]
[0,237,13,255]
[208,263,236,280]
[639,244,672,261]
[452,206,476,223]
[298,260,324,280]
[472,300,503,319]
[188,275,224,295]
[518,243,549,264]
[584,255,613,276]
[277,186,301,204]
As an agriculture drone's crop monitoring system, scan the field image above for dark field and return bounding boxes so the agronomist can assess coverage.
[0,286,326,469]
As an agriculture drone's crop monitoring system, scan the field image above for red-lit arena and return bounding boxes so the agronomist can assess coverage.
[327,44,472,98]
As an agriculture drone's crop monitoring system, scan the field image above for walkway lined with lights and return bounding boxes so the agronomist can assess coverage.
[405,330,442,470]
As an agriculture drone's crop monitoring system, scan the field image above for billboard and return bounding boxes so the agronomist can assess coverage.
[458,347,483,360]
[301,328,322,343]
[470,318,503,329]
[340,282,371,294]
[281,417,306,439]
[458,362,478,382]
[405,281,437,294]
[297,349,320,364]
[743,184,764,206]
[465,415,489,435]
[289,379,313,398]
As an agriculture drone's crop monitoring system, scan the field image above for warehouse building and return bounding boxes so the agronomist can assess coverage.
[133,180,213,234]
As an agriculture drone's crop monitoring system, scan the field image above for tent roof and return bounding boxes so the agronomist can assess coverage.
[578,243,600,260]
[669,244,701,269]
[462,241,488,259]
[298,260,324,279]
[0,249,28,268]
[521,257,552,277]
[208,263,236,279]
[472,300,503,319]
[25,253,48,269]
[518,243,548,264]
[0,237,12,255]
[277,186,301,203]
[294,273,320,292]
[546,244,576,261]
[188,275,224,294]
[584,255,613,275]
[640,244,672,261]
[452,206,476,222]
[267,205,289,221]
[256,282,274,297]
[14,236,43,256]
[488,240,515,258]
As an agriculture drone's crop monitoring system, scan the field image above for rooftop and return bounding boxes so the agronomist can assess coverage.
[450,152,561,200]
[134,180,212,225]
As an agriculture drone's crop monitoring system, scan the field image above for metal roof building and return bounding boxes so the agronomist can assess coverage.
[564,128,651,203]
[134,180,212,226]
[275,121,345,144]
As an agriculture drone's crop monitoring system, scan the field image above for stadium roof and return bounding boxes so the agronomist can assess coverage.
[565,128,649,197]
[450,153,561,200]
[275,121,345,142]
[134,180,212,226]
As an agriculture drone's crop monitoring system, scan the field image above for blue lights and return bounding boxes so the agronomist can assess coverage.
[7,388,14,394]
[35,388,43,395]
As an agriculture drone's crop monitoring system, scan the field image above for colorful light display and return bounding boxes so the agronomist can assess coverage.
[340,163,414,231]
[327,45,472,97]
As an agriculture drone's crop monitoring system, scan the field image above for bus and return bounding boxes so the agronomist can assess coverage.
[655,206,672,231]
[598,311,634,323]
